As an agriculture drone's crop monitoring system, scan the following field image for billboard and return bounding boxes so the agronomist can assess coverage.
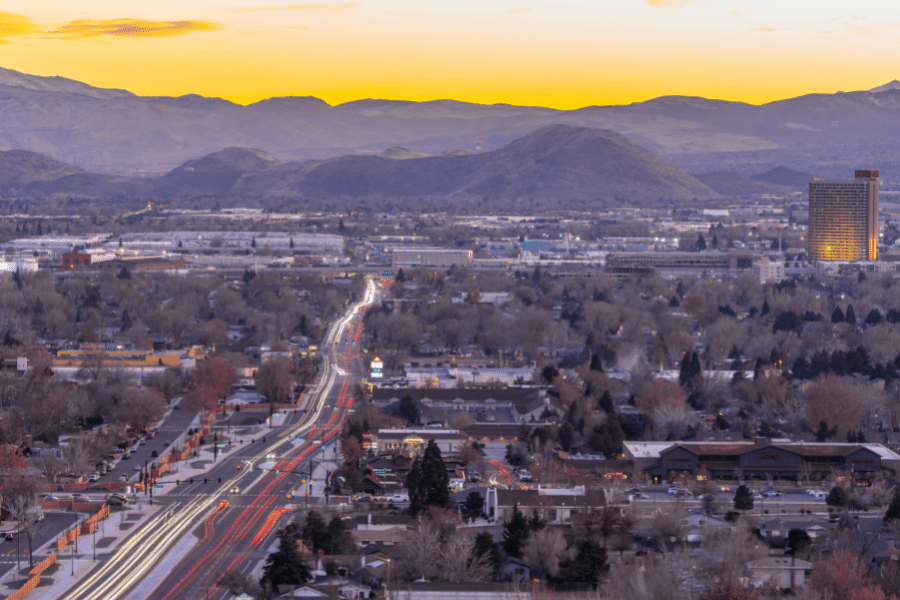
[370,357,383,379]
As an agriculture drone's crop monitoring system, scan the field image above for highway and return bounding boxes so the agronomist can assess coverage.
[58,273,388,600]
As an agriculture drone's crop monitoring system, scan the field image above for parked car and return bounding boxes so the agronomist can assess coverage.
[518,471,533,483]
[88,474,99,482]
[42,495,60,502]
[134,466,142,471]
[31,513,44,523]
[752,493,763,500]
[118,475,128,482]
[151,450,159,458]
[108,493,129,503]
[763,490,782,498]
[810,491,827,500]
[388,495,409,503]
[106,496,126,506]
[70,493,90,502]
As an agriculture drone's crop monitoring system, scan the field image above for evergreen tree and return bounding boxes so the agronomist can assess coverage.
[690,352,702,384]
[118,237,123,248]
[406,440,450,516]
[398,395,418,424]
[884,493,900,525]
[597,391,614,415]
[300,510,328,553]
[589,353,603,372]
[260,523,311,592]
[463,491,485,522]
[815,420,837,442]
[695,233,707,251]
[117,266,131,280]
[531,266,541,282]
[562,540,609,586]
[826,486,850,508]
[36,222,42,236]
[474,531,504,577]
[734,485,754,512]
[324,516,353,554]
[45,225,51,235]
[251,236,256,248]
[528,508,546,532]
[501,504,530,558]
[396,268,406,283]
[679,354,691,387]
[845,304,856,326]
[338,219,346,233]
[121,309,132,332]
[786,529,812,556]
[669,296,680,308]
[711,234,718,250]
[289,237,295,249]
[761,300,770,316]
[865,309,883,326]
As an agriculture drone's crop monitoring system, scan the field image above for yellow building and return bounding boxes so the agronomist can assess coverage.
[808,170,879,262]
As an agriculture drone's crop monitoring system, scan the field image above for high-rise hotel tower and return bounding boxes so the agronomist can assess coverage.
[808,170,879,262]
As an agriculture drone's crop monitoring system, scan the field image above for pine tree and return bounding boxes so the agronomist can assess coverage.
[831,307,845,323]
[589,353,603,372]
[669,296,680,308]
[300,510,328,553]
[845,304,856,326]
[260,523,311,592]
[711,234,718,249]
[501,504,530,558]
[396,268,406,283]
[884,493,900,525]
[36,222,42,236]
[289,237,295,249]
[761,300,770,316]
[734,485,754,512]
[121,309,132,332]
[474,531,504,576]
[695,233,707,251]
[406,440,450,516]
[597,391,614,415]
[251,236,256,248]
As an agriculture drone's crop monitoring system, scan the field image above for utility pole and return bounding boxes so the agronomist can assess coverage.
[214,432,218,462]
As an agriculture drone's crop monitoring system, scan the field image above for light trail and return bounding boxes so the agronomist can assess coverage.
[60,276,382,600]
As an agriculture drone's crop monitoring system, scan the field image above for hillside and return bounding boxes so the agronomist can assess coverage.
[692,171,795,196]
[4,65,900,178]
[231,125,719,201]
[751,166,817,187]
[0,149,84,191]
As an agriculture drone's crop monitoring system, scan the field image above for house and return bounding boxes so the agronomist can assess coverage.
[374,429,467,456]
[758,519,830,542]
[683,513,730,544]
[386,582,530,600]
[351,527,407,547]
[371,388,557,421]
[499,557,533,582]
[745,556,812,590]
[484,486,607,523]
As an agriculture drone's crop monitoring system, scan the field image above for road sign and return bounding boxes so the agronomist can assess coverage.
[237,594,254,600]
[155,484,164,489]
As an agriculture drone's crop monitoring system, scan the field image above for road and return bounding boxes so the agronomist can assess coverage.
[58,274,386,600]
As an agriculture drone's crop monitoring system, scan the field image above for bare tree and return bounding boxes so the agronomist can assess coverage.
[393,518,442,581]
[437,530,494,583]
[4,476,40,568]
[522,528,569,578]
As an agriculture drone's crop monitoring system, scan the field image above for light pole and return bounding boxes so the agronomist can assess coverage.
[70,526,74,576]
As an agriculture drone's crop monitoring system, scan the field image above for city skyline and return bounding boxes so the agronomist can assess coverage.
[0,1,898,108]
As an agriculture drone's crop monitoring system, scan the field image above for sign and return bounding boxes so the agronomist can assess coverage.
[155,484,164,489]
[370,357,383,379]
[237,594,254,600]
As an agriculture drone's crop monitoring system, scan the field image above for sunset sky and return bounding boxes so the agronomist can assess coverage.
[1,0,898,108]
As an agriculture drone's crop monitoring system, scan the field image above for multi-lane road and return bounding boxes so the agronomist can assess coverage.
[58,274,387,600]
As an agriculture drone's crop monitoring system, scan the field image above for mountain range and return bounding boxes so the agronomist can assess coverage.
[4,125,722,203]
[0,66,898,183]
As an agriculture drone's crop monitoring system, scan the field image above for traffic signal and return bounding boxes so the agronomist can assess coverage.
[309,480,313,488]
[236,464,242,470]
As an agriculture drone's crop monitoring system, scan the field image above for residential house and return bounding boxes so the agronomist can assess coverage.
[745,556,812,590]
[386,582,530,600]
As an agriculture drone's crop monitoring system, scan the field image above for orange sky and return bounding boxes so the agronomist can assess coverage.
[1,1,898,108]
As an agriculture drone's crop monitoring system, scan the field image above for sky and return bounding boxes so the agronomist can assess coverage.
[1,0,899,109]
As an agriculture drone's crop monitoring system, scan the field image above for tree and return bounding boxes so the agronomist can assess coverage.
[846,304,857,326]
[300,510,328,553]
[787,528,812,556]
[398,395,419,424]
[437,530,494,583]
[572,507,634,550]
[694,233,707,252]
[833,306,846,323]
[734,485,754,512]
[501,504,530,559]
[597,390,614,415]
[541,365,559,385]
[816,420,838,442]
[635,379,687,414]
[256,356,293,409]
[805,377,865,438]
[589,354,603,372]
[260,523,311,593]
[523,528,568,578]
[462,491,485,522]
[884,492,900,526]
[826,485,850,509]
[473,531,504,578]
[183,358,238,414]
[4,476,40,567]
[324,516,353,554]
[406,440,450,516]
[562,539,609,585]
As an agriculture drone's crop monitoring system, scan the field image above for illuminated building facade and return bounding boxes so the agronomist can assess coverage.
[808,170,879,262]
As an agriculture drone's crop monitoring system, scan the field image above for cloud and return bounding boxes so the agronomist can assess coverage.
[505,8,534,14]
[646,0,696,6]
[833,16,865,20]
[752,26,817,32]
[232,3,358,12]
[0,12,39,42]
[49,18,220,38]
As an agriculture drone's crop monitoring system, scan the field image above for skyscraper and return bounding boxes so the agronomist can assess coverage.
[808,170,879,262]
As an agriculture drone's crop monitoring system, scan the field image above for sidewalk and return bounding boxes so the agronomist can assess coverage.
[0,501,165,600]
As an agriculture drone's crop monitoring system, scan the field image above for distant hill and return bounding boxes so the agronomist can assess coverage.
[751,166,817,187]
[0,149,84,190]
[6,65,900,179]
[693,171,795,196]
[0,126,719,204]
[231,124,719,201]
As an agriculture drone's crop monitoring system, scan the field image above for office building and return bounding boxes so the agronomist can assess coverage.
[808,170,879,262]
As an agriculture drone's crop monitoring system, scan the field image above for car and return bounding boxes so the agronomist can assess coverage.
[134,466,142,471]
[675,490,693,498]
[4,533,13,541]
[469,472,482,483]
[630,493,650,500]
[88,474,99,482]
[106,496,126,506]
[625,486,641,494]
[70,494,90,502]
[810,491,827,500]
[763,490,782,498]
[388,495,409,503]
[108,493,129,503]
[752,493,763,500]
[119,475,128,482]
[42,495,60,502]
[231,487,240,494]
[139,439,146,445]
[121,453,131,460]
[151,450,159,458]
[164,441,170,447]
[518,471,533,483]
[31,513,44,523]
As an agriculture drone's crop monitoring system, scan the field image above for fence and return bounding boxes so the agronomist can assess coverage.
[4,551,56,600]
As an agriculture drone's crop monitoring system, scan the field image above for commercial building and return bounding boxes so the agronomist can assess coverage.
[391,248,473,268]
[605,249,755,275]
[808,170,879,262]
[754,258,785,283]
[625,438,900,484]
